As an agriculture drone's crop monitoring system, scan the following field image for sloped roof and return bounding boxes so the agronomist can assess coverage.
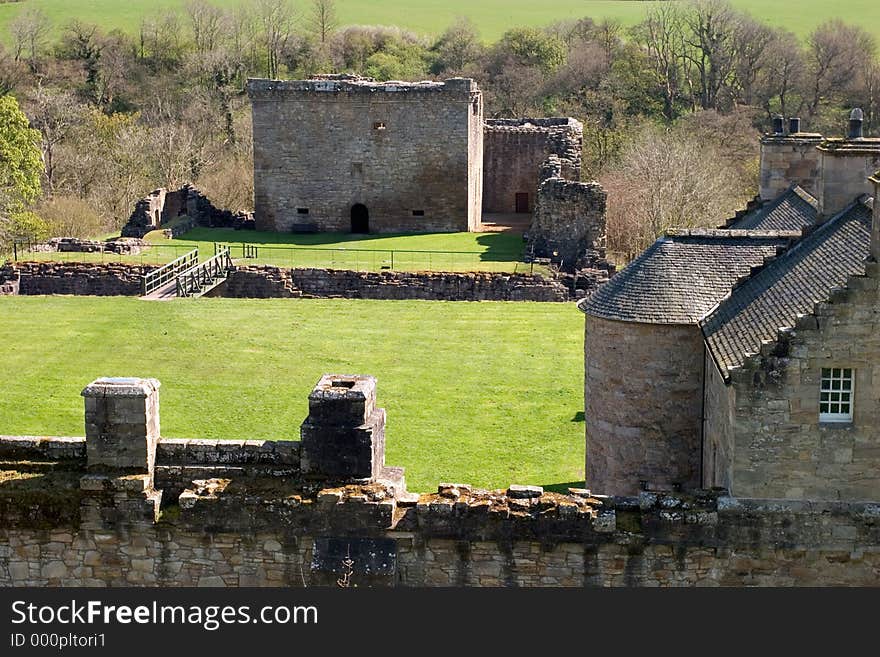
[578,230,791,324]
[701,199,873,378]
[728,186,818,231]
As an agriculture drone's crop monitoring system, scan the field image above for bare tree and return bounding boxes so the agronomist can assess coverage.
[256,0,295,79]
[26,86,84,194]
[310,0,338,45]
[9,7,51,71]
[733,16,773,107]
[754,29,805,119]
[185,0,225,55]
[805,20,876,120]
[681,0,739,111]
[0,44,26,95]
[633,4,688,121]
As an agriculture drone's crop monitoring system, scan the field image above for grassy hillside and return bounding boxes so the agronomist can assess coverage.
[1,0,878,43]
[0,296,586,492]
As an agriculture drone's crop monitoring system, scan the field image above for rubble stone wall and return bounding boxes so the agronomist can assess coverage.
[2,262,158,296]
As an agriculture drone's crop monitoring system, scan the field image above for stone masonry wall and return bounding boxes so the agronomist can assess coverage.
[528,156,611,273]
[3,262,159,296]
[759,134,823,201]
[482,118,582,214]
[247,77,483,233]
[225,266,571,301]
[2,375,880,588]
[709,261,880,500]
[817,140,880,217]
[584,316,705,496]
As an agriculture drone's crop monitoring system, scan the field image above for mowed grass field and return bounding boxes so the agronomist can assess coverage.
[2,0,878,42]
[0,296,586,492]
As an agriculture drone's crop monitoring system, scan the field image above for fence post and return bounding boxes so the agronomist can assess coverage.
[13,242,17,261]
[391,251,394,270]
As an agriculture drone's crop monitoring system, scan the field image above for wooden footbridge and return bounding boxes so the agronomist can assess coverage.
[140,247,233,300]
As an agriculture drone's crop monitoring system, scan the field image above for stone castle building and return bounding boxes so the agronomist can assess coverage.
[246,75,603,270]
[579,110,880,501]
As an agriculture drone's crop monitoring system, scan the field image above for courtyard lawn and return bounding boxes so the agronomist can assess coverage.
[149,228,537,273]
[0,296,585,492]
[2,0,876,42]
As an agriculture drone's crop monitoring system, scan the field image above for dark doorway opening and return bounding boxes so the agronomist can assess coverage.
[351,204,369,233]
[515,192,529,213]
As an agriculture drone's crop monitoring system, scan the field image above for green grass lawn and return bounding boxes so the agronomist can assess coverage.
[149,227,537,273]
[0,295,585,492]
[2,0,874,43]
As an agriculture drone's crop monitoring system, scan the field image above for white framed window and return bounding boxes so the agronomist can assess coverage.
[819,367,854,422]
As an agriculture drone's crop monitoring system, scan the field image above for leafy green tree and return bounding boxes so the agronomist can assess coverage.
[497,27,566,73]
[0,94,43,213]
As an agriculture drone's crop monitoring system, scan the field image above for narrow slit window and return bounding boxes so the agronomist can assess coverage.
[819,367,854,422]
[296,208,309,215]
[412,210,425,216]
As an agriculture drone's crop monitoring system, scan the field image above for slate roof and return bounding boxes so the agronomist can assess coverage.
[701,199,873,378]
[578,230,791,324]
[727,186,818,231]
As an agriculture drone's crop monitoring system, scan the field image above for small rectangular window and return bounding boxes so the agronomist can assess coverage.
[820,367,854,422]
[412,210,425,216]
[296,208,309,215]
[373,121,386,130]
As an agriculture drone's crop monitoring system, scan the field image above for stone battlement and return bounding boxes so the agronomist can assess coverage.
[2,375,880,586]
[246,77,477,99]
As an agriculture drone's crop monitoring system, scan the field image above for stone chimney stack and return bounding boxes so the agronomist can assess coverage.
[816,109,880,218]
[300,374,386,482]
[759,118,822,201]
[871,171,880,262]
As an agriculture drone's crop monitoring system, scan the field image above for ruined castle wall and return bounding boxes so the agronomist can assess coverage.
[529,172,607,270]
[584,317,704,496]
[759,135,822,201]
[721,263,880,500]
[248,78,482,234]
[2,471,879,587]
[2,262,159,296]
[482,119,582,214]
[224,266,571,302]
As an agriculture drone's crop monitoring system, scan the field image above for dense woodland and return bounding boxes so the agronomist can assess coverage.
[0,0,878,259]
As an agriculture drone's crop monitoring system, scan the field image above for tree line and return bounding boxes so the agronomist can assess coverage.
[1,0,877,259]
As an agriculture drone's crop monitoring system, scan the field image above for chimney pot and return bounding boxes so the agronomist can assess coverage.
[848,108,864,140]
[772,115,784,135]
[789,117,801,134]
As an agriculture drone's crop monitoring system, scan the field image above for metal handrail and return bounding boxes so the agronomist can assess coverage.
[142,248,199,295]
[175,248,233,297]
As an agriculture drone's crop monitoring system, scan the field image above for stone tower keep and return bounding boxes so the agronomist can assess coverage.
[247,76,484,234]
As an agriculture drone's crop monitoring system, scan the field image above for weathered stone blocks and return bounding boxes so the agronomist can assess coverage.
[300,375,386,482]
[81,378,161,477]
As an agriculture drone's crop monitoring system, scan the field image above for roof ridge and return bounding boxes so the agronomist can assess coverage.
[791,184,818,208]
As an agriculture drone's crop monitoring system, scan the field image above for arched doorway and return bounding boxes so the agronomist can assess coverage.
[350,204,369,233]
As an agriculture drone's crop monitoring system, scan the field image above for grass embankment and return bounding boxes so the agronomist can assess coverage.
[0,296,585,492]
[2,0,872,43]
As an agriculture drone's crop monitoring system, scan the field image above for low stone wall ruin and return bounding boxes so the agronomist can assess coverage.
[1,262,159,296]
[225,266,572,302]
[2,262,580,301]
[1,375,879,587]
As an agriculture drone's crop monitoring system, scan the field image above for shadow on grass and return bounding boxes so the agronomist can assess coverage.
[541,481,586,494]
[571,411,584,422]
[475,232,527,262]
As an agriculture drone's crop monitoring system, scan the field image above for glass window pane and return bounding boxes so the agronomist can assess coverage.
[822,368,831,378]
[843,368,852,378]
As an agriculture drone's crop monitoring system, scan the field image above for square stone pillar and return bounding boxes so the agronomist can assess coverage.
[871,172,880,261]
[300,375,386,482]
[81,378,160,477]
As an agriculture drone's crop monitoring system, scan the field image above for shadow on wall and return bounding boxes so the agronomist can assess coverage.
[541,481,586,494]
